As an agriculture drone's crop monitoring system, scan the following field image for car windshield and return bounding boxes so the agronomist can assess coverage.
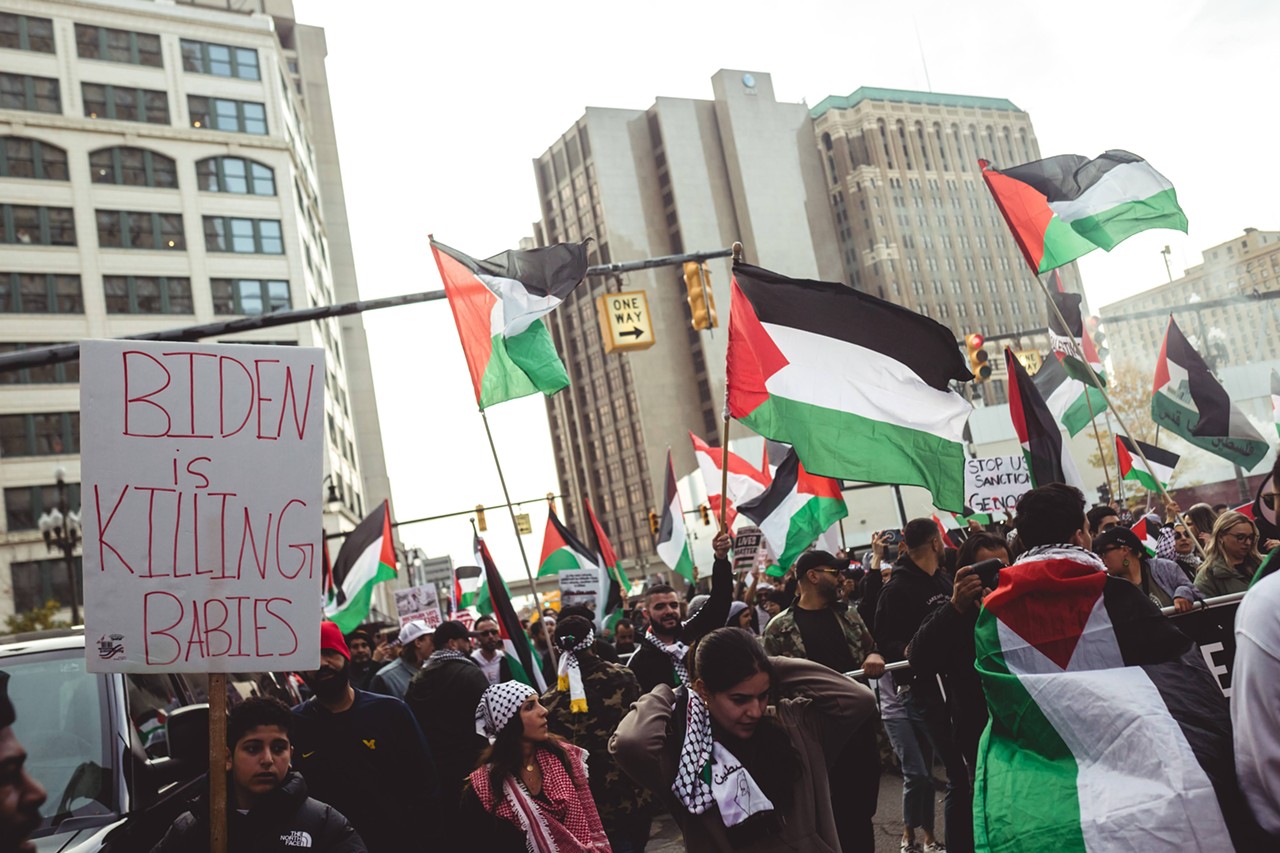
[4,649,114,831]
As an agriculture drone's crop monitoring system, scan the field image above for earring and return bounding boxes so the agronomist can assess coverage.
[1122,557,1130,569]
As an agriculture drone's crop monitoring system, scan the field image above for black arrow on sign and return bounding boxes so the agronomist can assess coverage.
[619,326,644,339]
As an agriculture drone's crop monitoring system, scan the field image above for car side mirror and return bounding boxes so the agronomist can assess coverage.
[165,704,209,767]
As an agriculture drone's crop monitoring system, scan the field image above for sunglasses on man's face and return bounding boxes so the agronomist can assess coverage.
[476,629,500,637]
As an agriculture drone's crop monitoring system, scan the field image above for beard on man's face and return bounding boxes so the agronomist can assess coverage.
[305,656,350,700]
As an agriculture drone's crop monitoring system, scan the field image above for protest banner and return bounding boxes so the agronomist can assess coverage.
[964,455,1032,515]
[80,340,324,674]
[733,525,763,574]
[1168,598,1240,698]
[559,567,598,608]
[395,584,443,629]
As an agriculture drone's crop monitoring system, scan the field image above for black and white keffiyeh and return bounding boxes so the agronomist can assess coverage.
[555,628,595,714]
[475,680,536,743]
[429,648,474,666]
[644,630,689,685]
[673,690,774,826]
[1016,543,1107,573]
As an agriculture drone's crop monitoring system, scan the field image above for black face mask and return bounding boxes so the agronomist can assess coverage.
[306,656,350,701]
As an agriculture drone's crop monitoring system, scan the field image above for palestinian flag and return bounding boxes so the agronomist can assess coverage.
[1152,317,1268,470]
[974,549,1263,852]
[537,507,597,577]
[932,514,957,549]
[1128,515,1159,556]
[738,447,848,571]
[1047,291,1105,387]
[1116,435,1179,492]
[323,501,397,633]
[584,499,626,631]
[475,535,547,691]
[760,439,789,484]
[979,151,1188,275]
[655,450,696,582]
[1271,369,1280,438]
[1032,351,1108,437]
[1007,347,1085,493]
[953,510,994,527]
[430,237,587,409]
[727,262,973,511]
[690,431,769,528]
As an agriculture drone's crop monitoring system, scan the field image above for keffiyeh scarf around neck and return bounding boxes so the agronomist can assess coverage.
[429,648,474,666]
[672,689,775,827]
[644,629,689,685]
[1016,543,1107,573]
[555,629,594,714]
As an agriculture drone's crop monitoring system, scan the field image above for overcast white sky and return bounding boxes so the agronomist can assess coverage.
[294,0,1279,582]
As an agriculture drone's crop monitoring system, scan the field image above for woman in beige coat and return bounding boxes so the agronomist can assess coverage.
[610,627,877,853]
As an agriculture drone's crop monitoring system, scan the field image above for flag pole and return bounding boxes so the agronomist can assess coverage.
[1083,391,1115,500]
[721,240,745,534]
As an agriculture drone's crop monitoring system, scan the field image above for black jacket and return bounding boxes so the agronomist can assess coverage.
[629,555,733,694]
[405,655,491,808]
[150,771,365,853]
[874,557,952,690]
[908,601,986,770]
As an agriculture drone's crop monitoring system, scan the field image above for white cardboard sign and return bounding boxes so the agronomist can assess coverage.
[395,584,443,629]
[559,568,599,608]
[964,455,1032,515]
[80,340,324,673]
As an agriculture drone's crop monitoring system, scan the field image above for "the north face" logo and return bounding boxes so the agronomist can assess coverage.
[280,830,312,847]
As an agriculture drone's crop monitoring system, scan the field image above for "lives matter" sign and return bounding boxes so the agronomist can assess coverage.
[81,340,324,673]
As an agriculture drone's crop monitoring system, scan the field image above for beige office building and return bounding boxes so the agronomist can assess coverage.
[0,0,393,622]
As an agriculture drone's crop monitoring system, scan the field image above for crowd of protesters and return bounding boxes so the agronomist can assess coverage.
[4,470,1280,852]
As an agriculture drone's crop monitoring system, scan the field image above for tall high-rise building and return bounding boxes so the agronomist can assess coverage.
[532,70,841,568]
[0,0,392,621]
[1100,227,1280,375]
[811,87,1086,401]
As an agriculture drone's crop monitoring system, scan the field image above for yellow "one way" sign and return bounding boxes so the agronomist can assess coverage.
[596,290,655,353]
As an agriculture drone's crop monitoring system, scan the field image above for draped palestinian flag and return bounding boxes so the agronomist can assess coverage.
[1116,435,1179,492]
[727,262,973,512]
[655,450,696,582]
[690,431,769,528]
[1271,369,1280,438]
[476,535,547,691]
[980,151,1188,275]
[974,549,1263,852]
[430,237,587,409]
[1031,352,1107,437]
[324,500,397,633]
[1047,292,1105,387]
[1152,317,1269,470]
[537,507,597,577]
[1007,347,1085,492]
[738,447,848,571]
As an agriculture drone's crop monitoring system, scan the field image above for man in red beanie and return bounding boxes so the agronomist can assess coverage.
[290,622,438,852]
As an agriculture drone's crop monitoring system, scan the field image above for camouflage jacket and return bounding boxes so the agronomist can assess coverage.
[541,656,653,826]
[762,604,875,666]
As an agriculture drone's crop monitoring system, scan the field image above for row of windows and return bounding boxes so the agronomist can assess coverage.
[0,272,290,316]
[0,412,78,458]
[0,74,269,135]
[4,483,81,532]
[0,13,53,53]
[0,204,284,253]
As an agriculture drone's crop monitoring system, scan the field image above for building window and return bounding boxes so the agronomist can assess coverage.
[0,343,78,382]
[0,273,82,313]
[196,156,275,195]
[104,275,193,314]
[82,83,168,124]
[74,24,162,67]
[0,205,75,245]
[96,210,185,250]
[0,12,54,52]
[0,137,67,180]
[0,73,59,113]
[89,147,177,188]
[180,39,260,80]
[4,483,81,532]
[203,217,283,254]
[0,412,78,457]
[211,279,291,315]
[11,556,83,614]
[188,96,266,135]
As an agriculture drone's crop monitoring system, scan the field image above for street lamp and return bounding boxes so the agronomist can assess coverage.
[37,466,81,626]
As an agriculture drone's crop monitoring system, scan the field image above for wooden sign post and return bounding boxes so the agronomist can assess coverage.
[209,672,227,853]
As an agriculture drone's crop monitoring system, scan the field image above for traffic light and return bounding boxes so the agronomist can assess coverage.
[475,504,487,532]
[966,333,992,382]
[683,262,718,331]
[647,510,659,536]
[1086,315,1108,360]
[698,504,711,526]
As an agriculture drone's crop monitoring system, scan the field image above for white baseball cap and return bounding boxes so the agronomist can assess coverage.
[398,620,430,645]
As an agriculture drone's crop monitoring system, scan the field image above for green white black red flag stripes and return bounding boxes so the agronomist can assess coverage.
[324,500,397,633]
[584,499,626,629]
[536,506,597,577]
[980,151,1188,274]
[1128,516,1159,556]
[1151,316,1268,470]
[690,431,769,529]
[1031,354,1107,437]
[974,549,1264,852]
[1006,347,1085,493]
[475,535,547,692]
[738,447,848,571]
[1116,435,1179,492]
[726,263,973,512]
[656,450,695,582]
[430,237,587,409]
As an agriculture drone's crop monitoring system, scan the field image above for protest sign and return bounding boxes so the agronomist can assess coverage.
[395,584,443,629]
[1169,599,1240,698]
[559,567,598,608]
[80,340,324,673]
[964,455,1032,515]
[733,525,763,574]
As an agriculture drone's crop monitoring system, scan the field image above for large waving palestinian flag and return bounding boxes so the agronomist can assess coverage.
[727,263,973,512]
[1007,347,1086,492]
[536,506,597,577]
[324,500,397,633]
[431,237,587,409]
[974,549,1265,852]
[1031,353,1107,437]
[655,450,696,582]
[980,151,1187,274]
[738,447,848,571]
[1152,316,1268,470]
[476,535,547,691]
[690,431,769,529]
